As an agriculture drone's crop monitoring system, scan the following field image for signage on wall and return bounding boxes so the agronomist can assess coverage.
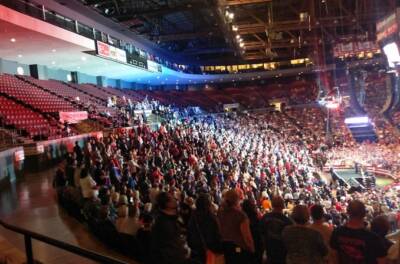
[59,111,88,124]
[147,60,162,73]
[376,11,398,42]
[96,41,127,63]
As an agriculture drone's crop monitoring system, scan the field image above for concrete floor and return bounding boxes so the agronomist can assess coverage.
[0,166,138,264]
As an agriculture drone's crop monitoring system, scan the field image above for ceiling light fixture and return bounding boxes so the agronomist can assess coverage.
[81,56,87,61]
[10,38,16,42]
[232,25,238,31]
[52,49,56,53]
[17,54,22,58]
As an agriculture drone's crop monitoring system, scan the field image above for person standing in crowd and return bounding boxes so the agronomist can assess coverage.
[217,189,255,264]
[79,168,98,199]
[187,193,223,263]
[282,205,328,264]
[74,141,83,166]
[370,215,393,258]
[260,196,293,264]
[330,200,387,264]
[309,204,333,264]
[242,199,263,264]
[151,192,191,264]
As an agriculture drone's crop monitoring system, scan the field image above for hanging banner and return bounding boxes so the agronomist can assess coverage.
[59,111,88,124]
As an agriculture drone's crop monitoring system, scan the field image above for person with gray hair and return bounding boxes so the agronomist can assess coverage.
[282,205,328,264]
[330,200,387,264]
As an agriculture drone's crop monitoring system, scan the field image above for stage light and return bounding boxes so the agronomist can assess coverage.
[10,38,16,42]
[17,54,22,58]
[344,116,369,124]
[325,102,339,109]
[52,49,56,53]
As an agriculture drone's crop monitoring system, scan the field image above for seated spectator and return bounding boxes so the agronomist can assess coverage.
[115,195,140,235]
[330,200,387,264]
[283,205,328,264]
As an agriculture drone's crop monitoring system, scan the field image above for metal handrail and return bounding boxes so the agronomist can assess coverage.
[0,219,127,264]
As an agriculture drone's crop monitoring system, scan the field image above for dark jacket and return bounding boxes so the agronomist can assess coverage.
[187,210,223,262]
[151,211,188,264]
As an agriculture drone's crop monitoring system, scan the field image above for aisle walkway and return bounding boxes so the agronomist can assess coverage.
[0,167,138,264]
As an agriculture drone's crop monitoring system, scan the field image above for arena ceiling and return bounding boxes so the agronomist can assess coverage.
[78,0,395,64]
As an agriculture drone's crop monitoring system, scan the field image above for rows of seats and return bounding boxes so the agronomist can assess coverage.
[0,95,59,138]
[135,80,318,111]
[0,74,76,113]
[21,76,101,107]
[69,83,113,101]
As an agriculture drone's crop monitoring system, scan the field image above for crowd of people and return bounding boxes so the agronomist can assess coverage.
[326,142,400,178]
[51,108,400,264]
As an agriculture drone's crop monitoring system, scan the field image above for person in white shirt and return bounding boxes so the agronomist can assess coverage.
[79,168,98,199]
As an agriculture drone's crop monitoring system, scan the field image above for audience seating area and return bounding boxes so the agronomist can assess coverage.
[0,74,76,113]
[0,95,59,138]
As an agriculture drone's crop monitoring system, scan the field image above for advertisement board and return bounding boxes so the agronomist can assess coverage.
[96,41,127,63]
[376,11,398,42]
[147,60,162,72]
[59,111,88,124]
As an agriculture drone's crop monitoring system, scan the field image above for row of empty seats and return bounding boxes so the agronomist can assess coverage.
[0,74,76,113]
[0,95,59,138]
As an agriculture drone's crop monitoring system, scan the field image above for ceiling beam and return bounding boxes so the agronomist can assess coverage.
[236,14,380,34]
[154,31,218,42]
[183,47,234,55]
[219,0,272,6]
[243,38,316,50]
[114,2,208,20]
